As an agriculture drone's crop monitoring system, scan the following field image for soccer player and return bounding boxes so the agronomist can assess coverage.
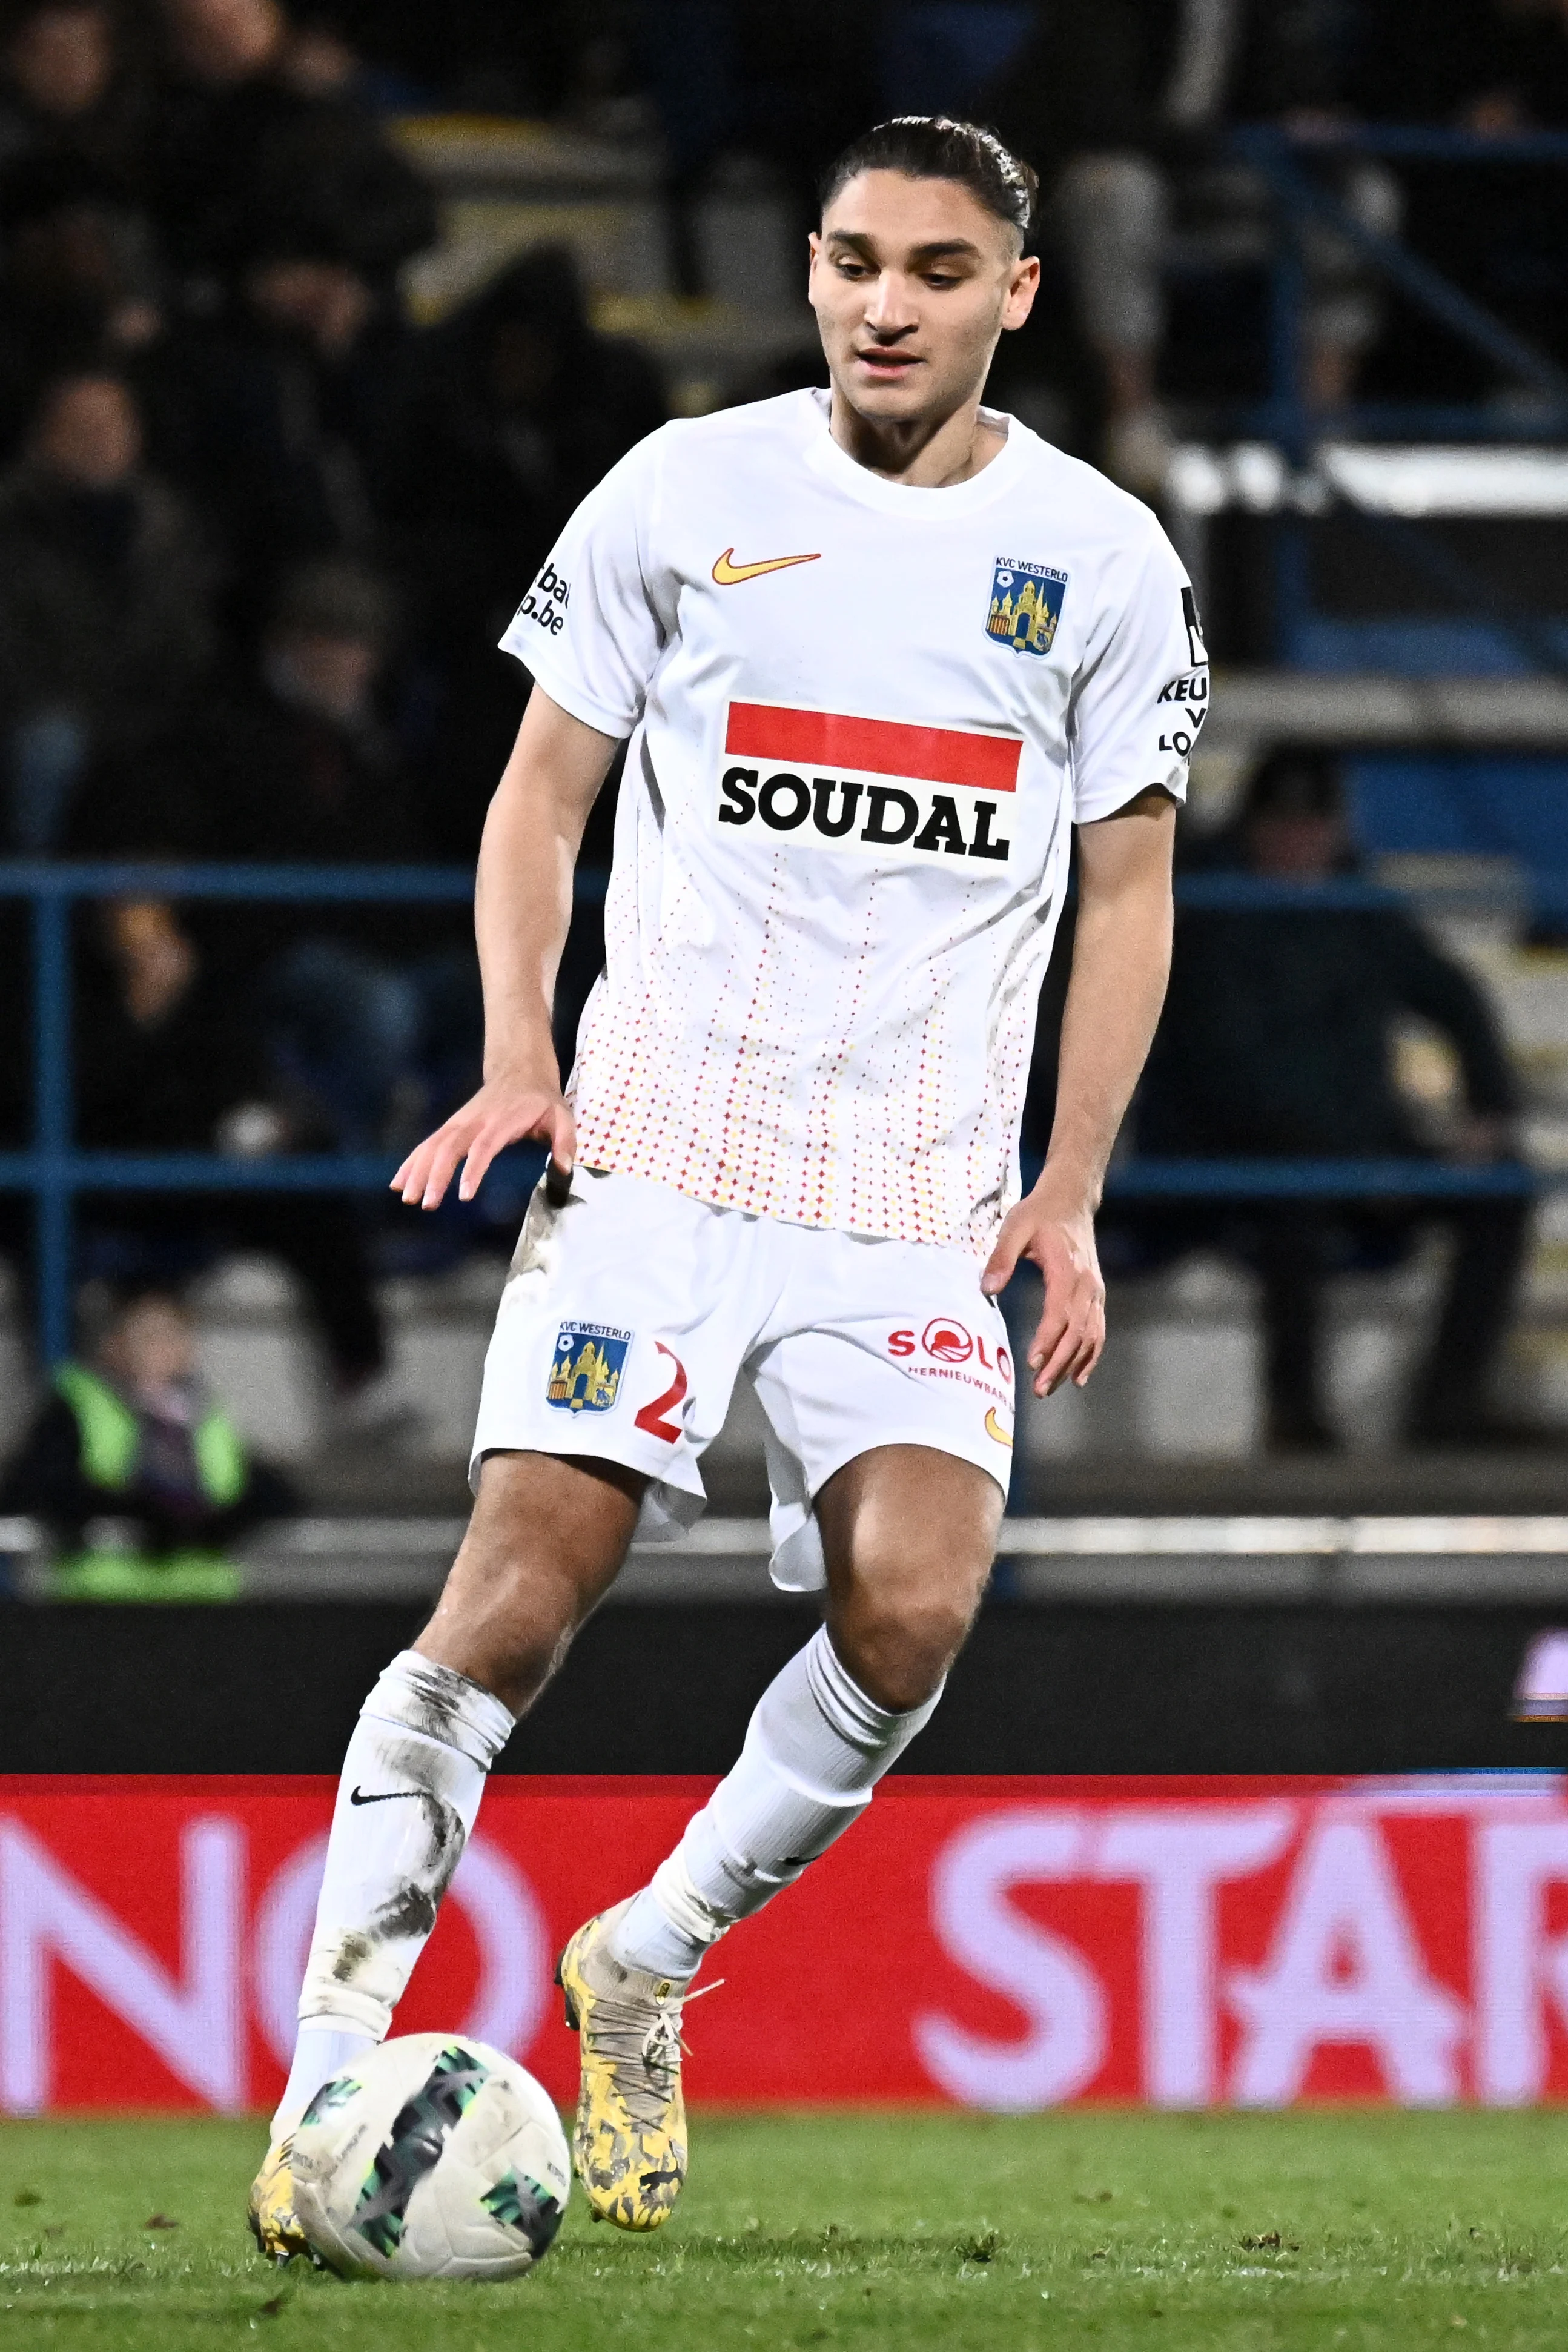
[250,113,1207,2255]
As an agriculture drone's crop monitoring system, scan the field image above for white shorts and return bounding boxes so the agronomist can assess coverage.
[471,1167,1015,1591]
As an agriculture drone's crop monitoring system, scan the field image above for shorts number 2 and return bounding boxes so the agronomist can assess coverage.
[634,1343,688,1442]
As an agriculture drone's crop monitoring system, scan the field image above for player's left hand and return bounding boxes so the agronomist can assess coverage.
[980,1190,1107,1396]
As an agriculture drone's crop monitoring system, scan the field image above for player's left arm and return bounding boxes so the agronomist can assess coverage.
[981,786,1176,1395]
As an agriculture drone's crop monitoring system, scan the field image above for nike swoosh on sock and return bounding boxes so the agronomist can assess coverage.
[348,1786,426,1807]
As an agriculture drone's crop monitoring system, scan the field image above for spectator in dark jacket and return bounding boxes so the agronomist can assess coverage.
[72,558,481,1149]
[393,243,666,852]
[0,366,214,849]
[1134,750,1535,1449]
[0,164,168,450]
[70,889,388,1391]
[147,224,419,623]
[144,0,436,287]
[0,0,142,184]
[1368,0,1568,131]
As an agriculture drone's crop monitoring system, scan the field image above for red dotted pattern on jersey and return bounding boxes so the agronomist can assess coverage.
[572,831,1062,1257]
[797,874,876,1231]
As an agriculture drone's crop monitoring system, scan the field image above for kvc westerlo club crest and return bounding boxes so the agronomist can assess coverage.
[547,1322,631,1413]
[986,559,1067,657]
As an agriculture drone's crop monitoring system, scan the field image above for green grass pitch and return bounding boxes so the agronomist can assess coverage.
[2,2110,1566,2348]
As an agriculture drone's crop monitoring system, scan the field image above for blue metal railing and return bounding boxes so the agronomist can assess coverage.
[1,863,504,1362]
[1234,124,1568,445]
[0,861,1542,1365]
[1226,125,1568,670]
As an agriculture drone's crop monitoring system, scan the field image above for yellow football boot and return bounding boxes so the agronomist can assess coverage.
[556,1901,693,2231]
[246,2136,311,2264]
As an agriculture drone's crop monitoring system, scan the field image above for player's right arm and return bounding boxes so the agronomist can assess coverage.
[392,687,619,1210]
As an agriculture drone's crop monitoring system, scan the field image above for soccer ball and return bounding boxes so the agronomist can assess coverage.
[290,2033,570,2281]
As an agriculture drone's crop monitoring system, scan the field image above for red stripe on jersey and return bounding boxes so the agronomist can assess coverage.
[724,702,1021,792]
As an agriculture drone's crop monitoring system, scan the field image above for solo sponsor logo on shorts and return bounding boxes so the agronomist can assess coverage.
[887,1320,1013,1391]
[921,1317,973,1363]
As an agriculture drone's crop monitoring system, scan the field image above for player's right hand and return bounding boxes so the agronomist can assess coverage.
[391,1074,577,1211]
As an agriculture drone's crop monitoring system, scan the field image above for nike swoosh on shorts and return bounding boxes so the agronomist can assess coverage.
[348,1786,425,1807]
[712,547,821,585]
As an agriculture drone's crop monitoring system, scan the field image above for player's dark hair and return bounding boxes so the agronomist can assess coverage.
[818,117,1038,248]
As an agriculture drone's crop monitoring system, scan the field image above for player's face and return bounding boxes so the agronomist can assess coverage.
[809,171,1039,428]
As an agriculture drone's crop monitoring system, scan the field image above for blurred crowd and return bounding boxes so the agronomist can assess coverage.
[0,0,672,1405]
[653,1,1568,486]
[0,0,1560,1448]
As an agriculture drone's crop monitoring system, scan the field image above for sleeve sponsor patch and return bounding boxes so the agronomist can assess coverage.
[1182,583,1208,669]
[1154,667,1209,761]
[512,559,571,639]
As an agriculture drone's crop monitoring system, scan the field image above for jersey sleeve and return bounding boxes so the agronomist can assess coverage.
[498,428,673,738]
[1068,518,1210,823]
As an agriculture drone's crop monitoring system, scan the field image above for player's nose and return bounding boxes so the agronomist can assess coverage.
[861,271,918,334]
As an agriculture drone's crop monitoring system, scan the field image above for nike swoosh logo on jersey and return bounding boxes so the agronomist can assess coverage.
[348,1786,425,1807]
[712,547,821,585]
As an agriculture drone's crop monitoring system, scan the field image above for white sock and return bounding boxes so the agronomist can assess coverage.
[273,2024,377,2136]
[613,1626,941,1980]
[271,1650,514,2135]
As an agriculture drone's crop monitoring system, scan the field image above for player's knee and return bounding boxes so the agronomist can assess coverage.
[832,1583,977,1713]
[419,1587,570,1720]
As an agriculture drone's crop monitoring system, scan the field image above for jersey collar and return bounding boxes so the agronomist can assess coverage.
[802,386,1029,517]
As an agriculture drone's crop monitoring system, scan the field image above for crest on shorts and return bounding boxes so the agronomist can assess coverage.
[546,1322,631,1413]
[985,558,1067,657]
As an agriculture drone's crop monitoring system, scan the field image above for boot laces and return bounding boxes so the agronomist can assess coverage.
[641,2010,681,2076]
[584,1976,724,2128]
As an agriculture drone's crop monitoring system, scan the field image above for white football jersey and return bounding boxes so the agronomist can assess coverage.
[501,388,1208,1256]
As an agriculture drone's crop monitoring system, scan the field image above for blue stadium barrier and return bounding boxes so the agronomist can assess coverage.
[1233,122,1568,447]
[0,861,1543,1365]
[1228,125,1568,672]
[0,862,598,1363]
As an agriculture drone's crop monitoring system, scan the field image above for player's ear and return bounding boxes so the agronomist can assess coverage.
[1001,252,1040,334]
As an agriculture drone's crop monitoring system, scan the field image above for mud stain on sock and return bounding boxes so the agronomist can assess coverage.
[329,1790,466,1984]
[331,1930,375,1984]
[391,1663,500,1752]
[369,1882,438,1943]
